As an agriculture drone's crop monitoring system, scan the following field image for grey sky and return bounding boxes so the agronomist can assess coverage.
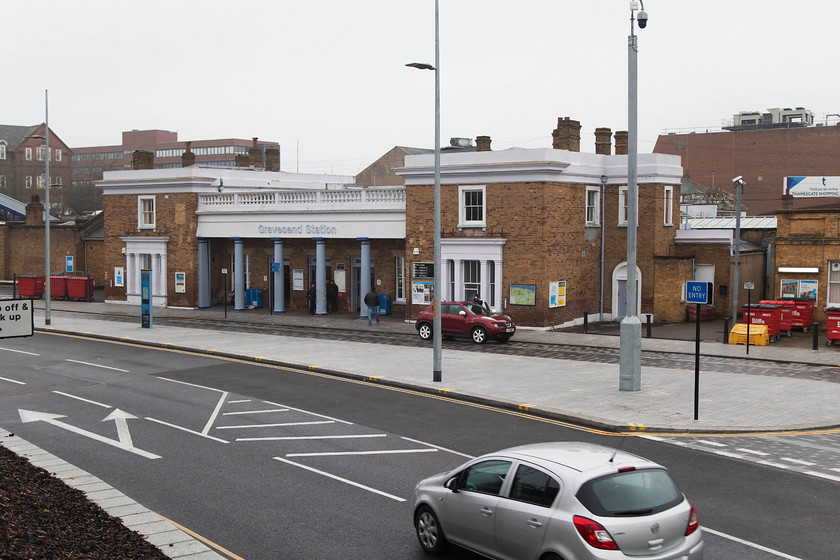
[4,1,837,176]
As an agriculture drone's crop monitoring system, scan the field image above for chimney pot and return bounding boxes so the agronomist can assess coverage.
[595,127,613,155]
[475,135,492,152]
[614,131,629,155]
[552,117,581,152]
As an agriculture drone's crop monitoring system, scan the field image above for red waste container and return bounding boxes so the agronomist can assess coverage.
[759,300,794,337]
[790,298,815,332]
[17,276,45,297]
[66,277,95,301]
[50,276,68,299]
[742,304,783,342]
[826,308,840,346]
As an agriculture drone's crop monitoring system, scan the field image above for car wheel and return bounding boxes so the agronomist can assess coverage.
[471,326,487,344]
[415,505,447,555]
[418,322,432,341]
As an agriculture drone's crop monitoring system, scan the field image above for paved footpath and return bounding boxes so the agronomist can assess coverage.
[28,300,840,434]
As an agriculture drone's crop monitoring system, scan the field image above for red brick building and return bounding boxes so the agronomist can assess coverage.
[0,124,73,212]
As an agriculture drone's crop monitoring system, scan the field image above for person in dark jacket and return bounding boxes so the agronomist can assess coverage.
[306,282,316,314]
[327,279,339,313]
[364,287,379,326]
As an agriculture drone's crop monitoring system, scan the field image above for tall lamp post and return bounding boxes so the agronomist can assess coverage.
[620,1,647,391]
[29,90,52,326]
[407,0,442,382]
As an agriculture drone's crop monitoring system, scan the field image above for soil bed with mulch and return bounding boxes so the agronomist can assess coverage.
[0,443,170,559]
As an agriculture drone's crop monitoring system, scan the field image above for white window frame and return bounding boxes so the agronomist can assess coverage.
[26,148,33,161]
[25,176,33,189]
[663,185,674,226]
[37,174,47,189]
[458,185,486,228]
[585,186,600,226]
[395,256,406,302]
[828,260,840,307]
[618,186,628,226]
[55,149,62,162]
[138,196,156,229]
[0,142,6,160]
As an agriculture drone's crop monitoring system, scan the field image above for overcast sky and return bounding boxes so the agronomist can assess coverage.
[4,1,837,176]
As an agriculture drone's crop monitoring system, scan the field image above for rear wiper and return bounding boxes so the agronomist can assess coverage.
[613,508,653,516]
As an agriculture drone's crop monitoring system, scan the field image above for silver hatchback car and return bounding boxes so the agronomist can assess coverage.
[413,442,703,560]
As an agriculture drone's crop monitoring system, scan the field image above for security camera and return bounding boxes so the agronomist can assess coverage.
[732,175,745,185]
[637,10,648,28]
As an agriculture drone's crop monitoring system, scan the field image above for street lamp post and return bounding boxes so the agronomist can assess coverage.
[30,90,52,326]
[620,2,647,391]
[407,0,442,382]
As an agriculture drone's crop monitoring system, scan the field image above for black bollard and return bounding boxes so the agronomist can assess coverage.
[583,313,588,334]
[723,317,730,344]
[645,314,652,338]
[813,322,819,350]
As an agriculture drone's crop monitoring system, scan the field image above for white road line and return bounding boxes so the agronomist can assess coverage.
[702,526,804,560]
[401,436,475,459]
[273,457,405,502]
[216,421,334,430]
[696,439,728,447]
[831,468,840,473]
[228,399,251,404]
[263,400,353,425]
[146,417,229,443]
[804,470,840,483]
[237,434,387,442]
[65,359,129,373]
[222,409,288,415]
[735,448,770,456]
[781,457,816,466]
[286,448,438,458]
[157,376,226,394]
[0,376,26,385]
[53,391,111,409]
[202,392,228,435]
[0,347,38,355]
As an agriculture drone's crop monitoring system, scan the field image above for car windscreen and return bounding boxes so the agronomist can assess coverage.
[575,469,682,517]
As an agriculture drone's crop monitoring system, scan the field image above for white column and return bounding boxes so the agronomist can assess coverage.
[453,259,463,301]
[440,259,450,300]
[494,260,503,310]
[480,259,490,305]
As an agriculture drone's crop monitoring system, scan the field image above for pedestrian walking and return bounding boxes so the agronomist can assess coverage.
[364,287,380,326]
[306,282,316,315]
[472,293,487,308]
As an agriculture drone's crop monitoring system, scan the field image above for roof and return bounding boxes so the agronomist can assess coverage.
[0,193,26,220]
[0,124,39,150]
[687,216,777,229]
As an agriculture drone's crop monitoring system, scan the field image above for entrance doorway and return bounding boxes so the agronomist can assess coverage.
[350,256,375,312]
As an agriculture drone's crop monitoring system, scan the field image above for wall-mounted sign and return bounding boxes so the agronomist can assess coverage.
[65,256,74,272]
[548,281,566,308]
[293,269,304,291]
[781,279,817,299]
[785,176,840,198]
[509,284,536,306]
[114,267,124,287]
[412,281,433,305]
[412,262,435,278]
[174,272,186,293]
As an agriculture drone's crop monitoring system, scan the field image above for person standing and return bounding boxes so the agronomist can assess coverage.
[306,282,316,315]
[472,293,487,308]
[364,286,380,326]
[327,279,339,313]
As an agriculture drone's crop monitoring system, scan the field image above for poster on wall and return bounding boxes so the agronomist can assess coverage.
[174,272,186,293]
[114,267,124,287]
[509,284,536,306]
[293,269,304,291]
[549,280,566,308]
[412,281,433,305]
[780,279,818,299]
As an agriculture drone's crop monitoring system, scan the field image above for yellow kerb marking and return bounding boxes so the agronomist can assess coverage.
[628,423,646,431]
[518,404,533,412]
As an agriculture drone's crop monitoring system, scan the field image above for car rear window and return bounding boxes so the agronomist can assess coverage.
[575,469,682,517]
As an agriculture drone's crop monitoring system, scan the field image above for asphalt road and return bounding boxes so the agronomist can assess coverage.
[1,332,837,559]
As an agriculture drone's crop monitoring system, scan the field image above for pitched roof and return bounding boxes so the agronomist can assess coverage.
[0,124,39,150]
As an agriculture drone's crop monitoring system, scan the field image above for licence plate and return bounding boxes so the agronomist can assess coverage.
[506,328,515,332]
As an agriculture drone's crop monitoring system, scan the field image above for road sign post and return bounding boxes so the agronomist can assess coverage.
[686,281,711,420]
[744,282,755,356]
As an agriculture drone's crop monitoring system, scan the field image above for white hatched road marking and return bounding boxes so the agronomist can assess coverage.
[286,448,438,458]
[273,457,405,502]
[53,391,111,408]
[222,409,288,415]
[65,359,129,373]
[696,439,728,447]
[736,448,770,456]
[703,527,804,560]
[146,417,229,443]
[217,421,334,430]
[264,400,353,425]
[237,434,387,442]
[227,399,251,404]
[401,436,475,459]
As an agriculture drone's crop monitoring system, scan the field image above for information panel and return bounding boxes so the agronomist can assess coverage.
[0,299,34,339]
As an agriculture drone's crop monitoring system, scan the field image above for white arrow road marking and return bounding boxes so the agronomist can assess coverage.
[103,409,137,448]
[18,409,160,459]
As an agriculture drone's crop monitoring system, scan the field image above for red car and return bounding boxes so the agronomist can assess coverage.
[415,301,516,344]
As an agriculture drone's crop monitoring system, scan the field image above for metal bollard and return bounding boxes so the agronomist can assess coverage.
[583,313,588,334]
[813,322,819,350]
[723,318,730,344]
[645,314,652,338]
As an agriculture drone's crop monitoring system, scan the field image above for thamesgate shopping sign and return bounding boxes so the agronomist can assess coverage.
[686,281,710,304]
[0,299,34,339]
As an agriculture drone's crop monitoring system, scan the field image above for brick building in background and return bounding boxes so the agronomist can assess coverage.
[0,124,73,212]
[654,108,840,215]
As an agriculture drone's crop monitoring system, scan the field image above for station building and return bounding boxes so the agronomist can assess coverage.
[95,118,688,328]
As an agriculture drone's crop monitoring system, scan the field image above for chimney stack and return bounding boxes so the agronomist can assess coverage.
[248,137,261,168]
[181,141,196,167]
[475,135,492,152]
[614,131,629,155]
[25,194,44,225]
[781,193,795,210]
[132,150,155,170]
[235,154,251,167]
[595,127,612,155]
[265,146,280,172]
[551,117,581,152]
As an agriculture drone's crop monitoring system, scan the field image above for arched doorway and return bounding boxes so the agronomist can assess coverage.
[612,262,642,320]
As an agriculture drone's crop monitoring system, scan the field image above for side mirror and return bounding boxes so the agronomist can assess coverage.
[459,310,467,316]
[445,477,460,493]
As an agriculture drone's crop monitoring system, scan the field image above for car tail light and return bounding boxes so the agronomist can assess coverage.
[685,504,699,536]
[573,515,619,550]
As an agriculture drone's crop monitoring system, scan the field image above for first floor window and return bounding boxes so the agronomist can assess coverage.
[618,186,628,225]
[663,186,674,225]
[139,196,155,228]
[395,257,406,302]
[25,176,33,189]
[586,186,600,226]
[0,143,6,160]
[26,148,32,161]
[459,185,486,228]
